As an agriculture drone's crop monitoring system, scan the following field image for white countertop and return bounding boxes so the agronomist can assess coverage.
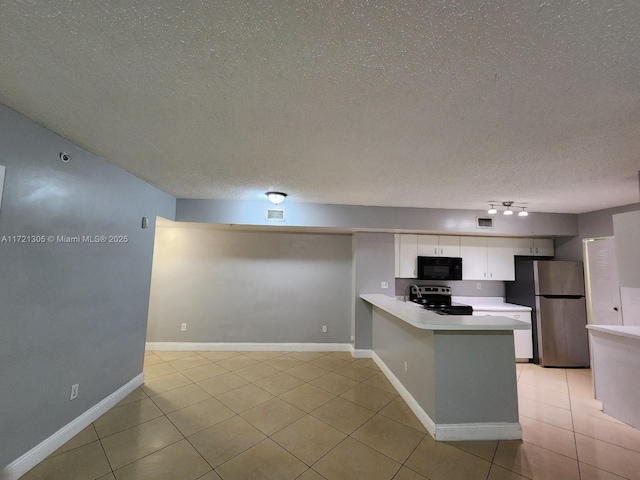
[586,325,640,340]
[361,294,530,331]
[453,296,532,312]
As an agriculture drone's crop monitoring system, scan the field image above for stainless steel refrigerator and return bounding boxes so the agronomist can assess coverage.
[506,259,589,367]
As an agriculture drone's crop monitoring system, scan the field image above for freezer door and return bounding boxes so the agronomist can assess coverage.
[534,261,586,296]
[536,296,590,367]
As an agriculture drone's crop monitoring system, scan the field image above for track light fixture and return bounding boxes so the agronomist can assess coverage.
[487,201,529,217]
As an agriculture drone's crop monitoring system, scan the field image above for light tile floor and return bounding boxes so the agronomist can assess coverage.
[20,351,640,480]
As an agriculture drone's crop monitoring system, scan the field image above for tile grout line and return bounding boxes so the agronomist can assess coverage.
[175,352,415,479]
[147,353,580,479]
[207,353,491,476]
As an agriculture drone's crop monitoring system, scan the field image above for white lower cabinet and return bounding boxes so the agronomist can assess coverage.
[473,310,533,361]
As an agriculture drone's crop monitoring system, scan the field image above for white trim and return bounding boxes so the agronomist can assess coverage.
[1,374,143,480]
[432,422,522,441]
[0,165,5,213]
[371,352,521,441]
[350,347,373,359]
[145,342,352,352]
[371,351,437,437]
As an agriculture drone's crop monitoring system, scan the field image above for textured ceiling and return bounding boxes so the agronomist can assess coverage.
[1,0,639,214]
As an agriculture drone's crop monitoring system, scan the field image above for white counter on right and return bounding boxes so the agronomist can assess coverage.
[454,297,533,362]
[587,325,640,429]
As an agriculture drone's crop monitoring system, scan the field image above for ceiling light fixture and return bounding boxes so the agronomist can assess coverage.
[487,201,529,217]
[266,191,287,205]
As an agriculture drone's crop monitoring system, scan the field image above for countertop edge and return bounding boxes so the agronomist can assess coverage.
[586,325,640,340]
[361,294,530,331]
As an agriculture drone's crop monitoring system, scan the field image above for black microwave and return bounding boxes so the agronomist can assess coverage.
[417,256,463,280]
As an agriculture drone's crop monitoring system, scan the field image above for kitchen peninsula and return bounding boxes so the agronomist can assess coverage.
[360,294,530,441]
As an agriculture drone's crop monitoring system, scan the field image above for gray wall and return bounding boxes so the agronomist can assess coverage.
[372,308,518,424]
[554,203,640,261]
[147,225,352,343]
[0,105,175,469]
[177,198,579,237]
[352,233,396,350]
[395,279,505,298]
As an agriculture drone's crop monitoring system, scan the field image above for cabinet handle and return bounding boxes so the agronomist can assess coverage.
[614,307,619,311]
[490,272,492,278]
[440,248,444,255]
[484,272,487,278]
[535,248,539,254]
[435,248,438,255]
[514,315,520,319]
[530,247,533,254]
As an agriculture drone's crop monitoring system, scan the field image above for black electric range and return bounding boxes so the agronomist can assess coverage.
[408,285,473,315]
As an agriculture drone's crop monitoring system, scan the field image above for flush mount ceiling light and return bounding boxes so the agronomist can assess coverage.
[487,201,529,217]
[266,191,287,205]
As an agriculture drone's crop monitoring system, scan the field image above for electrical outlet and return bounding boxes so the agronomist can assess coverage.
[181,323,187,332]
[322,325,328,333]
[404,361,408,373]
[477,282,482,290]
[381,281,389,289]
[70,384,79,400]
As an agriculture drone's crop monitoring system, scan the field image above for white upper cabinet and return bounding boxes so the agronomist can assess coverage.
[512,238,535,256]
[460,237,488,280]
[397,234,418,278]
[487,237,517,281]
[512,238,555,256]
[417,235,460,257]
[396,234,554,280]
[439,235,461,256]
[460,237,516,281]
[533,238,554,256]
[417,235,439,256]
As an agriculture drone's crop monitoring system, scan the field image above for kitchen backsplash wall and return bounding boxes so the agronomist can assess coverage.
[395,278,505,298]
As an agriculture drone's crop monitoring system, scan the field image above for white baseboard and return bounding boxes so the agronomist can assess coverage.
[371,352,522,441]
[371,351,437,438]
[145,342,352,352]
[1,374,144,480]
[350,347,373,358]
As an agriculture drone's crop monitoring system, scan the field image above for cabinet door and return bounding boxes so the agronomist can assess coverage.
[487,237,516,281]
[533,238,554,256]
[512,238,534,256]
[394,234,401,277]
[417,235,439,256]
[472,311,532,360]
[460,237,488,280]
[439,235,460,257]
[398,234,418,278]
[507,312,533,360]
